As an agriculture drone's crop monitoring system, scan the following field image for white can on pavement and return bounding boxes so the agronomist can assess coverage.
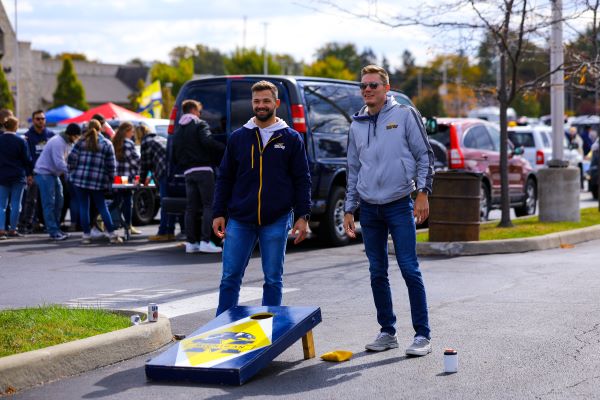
[148,303,159,322]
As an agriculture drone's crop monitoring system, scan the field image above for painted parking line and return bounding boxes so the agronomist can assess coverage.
[64,288,186,308]
[134,242,184,252]
[132,286,299,318]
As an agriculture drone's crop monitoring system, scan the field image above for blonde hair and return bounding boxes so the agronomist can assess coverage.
[135,124,150,145]
[361,65,389,86]
[112,121,134,162]
[84,119,102,153]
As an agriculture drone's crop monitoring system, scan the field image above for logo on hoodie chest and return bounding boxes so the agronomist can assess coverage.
[274,143,285,150]
[386,123,398,130]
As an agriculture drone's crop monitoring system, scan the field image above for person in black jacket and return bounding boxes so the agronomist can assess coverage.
[172,99,225,253]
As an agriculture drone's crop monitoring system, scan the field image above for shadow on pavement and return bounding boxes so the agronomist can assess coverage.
[82,351,409,399]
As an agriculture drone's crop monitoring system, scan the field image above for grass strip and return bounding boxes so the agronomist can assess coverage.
[0,305,131,357]
[418,207,600,242]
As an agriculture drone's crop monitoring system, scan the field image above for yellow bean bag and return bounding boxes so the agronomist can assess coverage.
[320,350,353,362]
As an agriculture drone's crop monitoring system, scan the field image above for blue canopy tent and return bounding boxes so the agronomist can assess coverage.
[45,105,83,124]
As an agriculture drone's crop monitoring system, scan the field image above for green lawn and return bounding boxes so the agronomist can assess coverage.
[0,305,131,357]
[418,207,600,242]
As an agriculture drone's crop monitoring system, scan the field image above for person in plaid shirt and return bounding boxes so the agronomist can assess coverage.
[67,119,122,244]
[136,124,174,241]
[111,122,140,239]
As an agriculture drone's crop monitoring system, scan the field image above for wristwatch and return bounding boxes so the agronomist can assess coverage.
[417,188,430,195]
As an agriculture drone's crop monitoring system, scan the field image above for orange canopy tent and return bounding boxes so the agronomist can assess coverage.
[59,102,145,124]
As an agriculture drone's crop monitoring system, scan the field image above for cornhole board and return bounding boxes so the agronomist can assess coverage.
[145,305,321,385]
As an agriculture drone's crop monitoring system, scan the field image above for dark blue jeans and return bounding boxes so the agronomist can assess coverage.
[216,212,293,316]
[360,197,430,339]
[75,187,115,235]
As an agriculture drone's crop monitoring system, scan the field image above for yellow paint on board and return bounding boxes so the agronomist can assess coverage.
[181,319,271,367]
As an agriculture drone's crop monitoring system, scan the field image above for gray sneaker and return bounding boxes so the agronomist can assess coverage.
[405,336,431,356]
[365,332,399,351]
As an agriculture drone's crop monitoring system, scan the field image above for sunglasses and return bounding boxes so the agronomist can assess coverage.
[359,82,383,90]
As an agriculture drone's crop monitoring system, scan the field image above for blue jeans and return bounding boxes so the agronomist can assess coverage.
[157,176,174,235]
[0,182,26,231]
[75,187,115,234]
[35,174,64,236]
[216,211,293,316]
[360,197,430,339]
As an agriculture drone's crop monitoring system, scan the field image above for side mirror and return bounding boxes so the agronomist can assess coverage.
[425,117,438,135]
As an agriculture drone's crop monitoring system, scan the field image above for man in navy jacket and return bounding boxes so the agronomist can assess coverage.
[212,80,311,315]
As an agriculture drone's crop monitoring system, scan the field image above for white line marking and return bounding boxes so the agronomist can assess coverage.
[134,243,183,252]
[132,286,299,318]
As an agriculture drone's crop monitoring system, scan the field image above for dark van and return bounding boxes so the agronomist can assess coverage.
[163,75,414,246]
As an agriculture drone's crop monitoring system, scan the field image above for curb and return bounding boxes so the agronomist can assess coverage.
[388,225,600,257]
[0,313,172,395]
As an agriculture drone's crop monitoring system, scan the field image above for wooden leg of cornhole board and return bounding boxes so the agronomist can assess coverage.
[302,330,315,359]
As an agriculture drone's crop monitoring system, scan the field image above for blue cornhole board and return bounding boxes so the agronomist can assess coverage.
[145,306,321,385]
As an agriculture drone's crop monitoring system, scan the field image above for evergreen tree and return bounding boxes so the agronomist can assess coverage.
[0,64,14,111]
[53,58,88,110]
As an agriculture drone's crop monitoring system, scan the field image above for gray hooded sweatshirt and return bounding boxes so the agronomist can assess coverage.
[345,96,434,213]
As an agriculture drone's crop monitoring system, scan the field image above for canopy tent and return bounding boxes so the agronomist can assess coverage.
[45,105,83,124]
[59,102,145,124]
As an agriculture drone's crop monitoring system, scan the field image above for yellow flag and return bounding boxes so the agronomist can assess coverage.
[137,80,163,118]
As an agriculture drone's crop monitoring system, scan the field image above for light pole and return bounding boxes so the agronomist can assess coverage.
[14,0,19,120]
[262,22,268,75]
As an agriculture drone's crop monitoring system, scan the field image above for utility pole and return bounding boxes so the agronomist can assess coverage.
[14,0,19,120]
[262,22,268,75]
[549,0,565,164]
[243,16,247,50]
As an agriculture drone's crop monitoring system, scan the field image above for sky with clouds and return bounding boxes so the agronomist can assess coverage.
[1,0,455,70]
[2,0,592,71]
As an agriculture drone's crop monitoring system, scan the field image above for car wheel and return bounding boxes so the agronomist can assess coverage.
[480,182,490,221]
[515,178,537,217]
[132,189,156,225]
[317,186,350,246]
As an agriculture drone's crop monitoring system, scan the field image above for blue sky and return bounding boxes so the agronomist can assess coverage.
[2,0,439,69]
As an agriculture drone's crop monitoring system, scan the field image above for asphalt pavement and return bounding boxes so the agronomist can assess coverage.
[1,219,600,399]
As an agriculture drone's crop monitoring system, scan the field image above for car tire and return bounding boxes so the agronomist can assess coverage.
[132,189,156,226]
[515,178,537,217]
[480,182,490,221]
[317,186,350,246]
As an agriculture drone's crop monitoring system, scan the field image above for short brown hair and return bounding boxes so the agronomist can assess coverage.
[4,116,18,132]
[182,99,202,114]
[361,65,389,86]
[251,80,278,100]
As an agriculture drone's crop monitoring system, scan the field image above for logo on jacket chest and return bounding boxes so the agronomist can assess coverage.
[273,143,285,150]
[386,123,398,130]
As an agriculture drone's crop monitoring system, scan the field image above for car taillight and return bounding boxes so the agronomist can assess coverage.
[536,150,544,165]
[167,105,178,135]
[448,125,465,169]
[291,104,307,134]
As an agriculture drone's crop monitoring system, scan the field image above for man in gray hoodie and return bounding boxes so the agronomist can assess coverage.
[343,65,434,357]
[34,123,81,240]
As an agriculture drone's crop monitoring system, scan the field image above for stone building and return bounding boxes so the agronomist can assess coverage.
[0,3,148,125]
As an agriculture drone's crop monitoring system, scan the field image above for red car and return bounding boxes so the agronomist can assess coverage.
[428,118,536,219]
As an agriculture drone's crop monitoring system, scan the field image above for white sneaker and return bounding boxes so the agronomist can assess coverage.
[405,336,432,356]
[199,241,222,253]
[185,242,200,253]
[90,226,107,239]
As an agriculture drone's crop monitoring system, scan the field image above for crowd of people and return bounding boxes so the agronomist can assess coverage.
[0,109,168,244]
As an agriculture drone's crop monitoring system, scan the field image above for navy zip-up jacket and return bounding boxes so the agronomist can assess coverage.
[213,119,311,226]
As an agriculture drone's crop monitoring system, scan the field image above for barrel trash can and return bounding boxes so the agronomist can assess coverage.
[428,171,482,242]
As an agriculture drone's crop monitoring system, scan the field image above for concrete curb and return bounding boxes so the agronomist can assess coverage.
[409,224,600,256]
[0,313,172,395]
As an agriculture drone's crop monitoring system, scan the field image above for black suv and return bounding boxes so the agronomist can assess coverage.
[163,75,414,245]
